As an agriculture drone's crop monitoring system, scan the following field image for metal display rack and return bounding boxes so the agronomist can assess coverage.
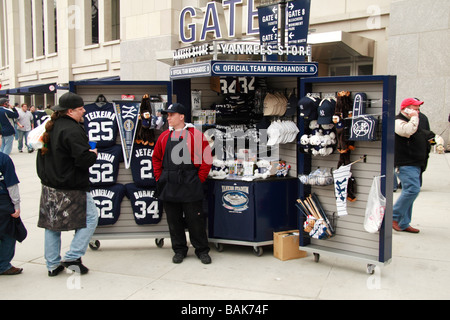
[69,80,173,249]
[297,76,396,273]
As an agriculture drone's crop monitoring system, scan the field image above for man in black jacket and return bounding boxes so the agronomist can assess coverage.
[37,92,98,276]
[393,98,435,234]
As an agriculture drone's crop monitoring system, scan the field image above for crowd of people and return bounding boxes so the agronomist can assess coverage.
[0,98,53,156]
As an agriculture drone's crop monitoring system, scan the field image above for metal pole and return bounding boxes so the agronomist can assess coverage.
[279,0,287,61]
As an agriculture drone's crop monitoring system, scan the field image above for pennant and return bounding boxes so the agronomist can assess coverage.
[114,100,141,169]
[333,164,352,216]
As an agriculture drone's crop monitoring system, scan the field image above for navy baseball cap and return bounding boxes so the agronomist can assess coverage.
[317,98,336,125]
[298,96,319,120]
[162,103,187,116]
[52,92,84,111]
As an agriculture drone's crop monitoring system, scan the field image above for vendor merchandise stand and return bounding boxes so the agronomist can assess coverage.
[69,80,173,250]
[171,60,318,255]
[297,76,396,273]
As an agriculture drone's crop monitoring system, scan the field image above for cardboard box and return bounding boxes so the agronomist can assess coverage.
[273,230,308,261]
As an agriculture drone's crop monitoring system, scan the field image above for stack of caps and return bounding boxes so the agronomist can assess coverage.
[298,96,337,125]
[267,120,300,146]
[298,96,320,120]
[264,92,288,116]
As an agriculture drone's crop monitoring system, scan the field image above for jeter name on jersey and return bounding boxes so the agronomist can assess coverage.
[130,144,156,187]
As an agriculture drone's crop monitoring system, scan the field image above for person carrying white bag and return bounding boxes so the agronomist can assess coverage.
[28,118,51,150]
[364,176,386,233]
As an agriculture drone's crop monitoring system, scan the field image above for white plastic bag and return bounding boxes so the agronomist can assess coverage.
[28,119,50,150]
[364,176,386,233]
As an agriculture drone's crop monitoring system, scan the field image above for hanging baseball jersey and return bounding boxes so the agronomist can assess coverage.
[130,143,156,188]
[91,184,126,226]
[125,183,162,225]
[83,102,119,148]
[89,145,123,187]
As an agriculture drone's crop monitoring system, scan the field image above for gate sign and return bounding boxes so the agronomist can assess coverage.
[114,100,141,169]
[258,4,278,46]
[287,0,311,46]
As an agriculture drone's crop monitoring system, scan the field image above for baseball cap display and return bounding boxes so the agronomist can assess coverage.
[162,103,187,116]
[284,90,298,117]
[267,120,299,146]
[298,96,320,120]
[52,92,85,111]
[401,98,424,109]
[264,92,287,116]
[317,98,336,125]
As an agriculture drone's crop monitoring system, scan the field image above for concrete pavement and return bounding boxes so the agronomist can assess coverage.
[1,141,450,300]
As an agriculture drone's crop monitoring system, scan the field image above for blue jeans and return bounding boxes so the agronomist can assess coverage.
[393,166,421,230]
[0,234,16,274]
[44,193,99,271]
[0,135,15,155]
[17,130,31,152]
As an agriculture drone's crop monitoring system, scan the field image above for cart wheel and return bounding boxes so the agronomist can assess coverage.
[155,239,164,248]
[367,264,376,275]
[214,243,224,252]
[89,240,101,251]
[253,246,264,257]
[314,253,320,263]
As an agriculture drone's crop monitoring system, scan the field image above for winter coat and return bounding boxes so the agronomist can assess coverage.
[36,116,97,231]
[395,113,435,170]
[37,116,97,192]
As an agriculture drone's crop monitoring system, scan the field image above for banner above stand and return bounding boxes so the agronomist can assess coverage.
[170,60,319,80]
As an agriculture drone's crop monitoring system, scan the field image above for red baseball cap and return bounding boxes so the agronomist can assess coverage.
[401,98,424,109]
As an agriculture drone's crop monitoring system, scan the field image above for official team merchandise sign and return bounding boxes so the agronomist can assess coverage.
[212,61,317,76]
[170,61,318,79]
[114,100,141,169]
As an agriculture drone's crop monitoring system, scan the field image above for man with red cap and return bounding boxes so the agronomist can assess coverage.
[393,98,435,233]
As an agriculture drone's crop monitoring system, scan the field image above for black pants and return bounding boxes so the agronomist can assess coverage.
[163,200,210,257]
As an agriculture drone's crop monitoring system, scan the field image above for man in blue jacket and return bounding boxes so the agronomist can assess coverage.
[0,98,19,155]
[0,152,24,276]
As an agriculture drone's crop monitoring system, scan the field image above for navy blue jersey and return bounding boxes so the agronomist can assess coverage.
[89,145,123,187]
[0,153,20,196]
[130,143,156,187]
[83,103,119,148]
[33,110,51,127]
[91,184,126,226]
[125,183,162,225]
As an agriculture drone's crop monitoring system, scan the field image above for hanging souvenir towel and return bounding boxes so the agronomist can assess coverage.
[333,164,352,216]
[349,93,378,141]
